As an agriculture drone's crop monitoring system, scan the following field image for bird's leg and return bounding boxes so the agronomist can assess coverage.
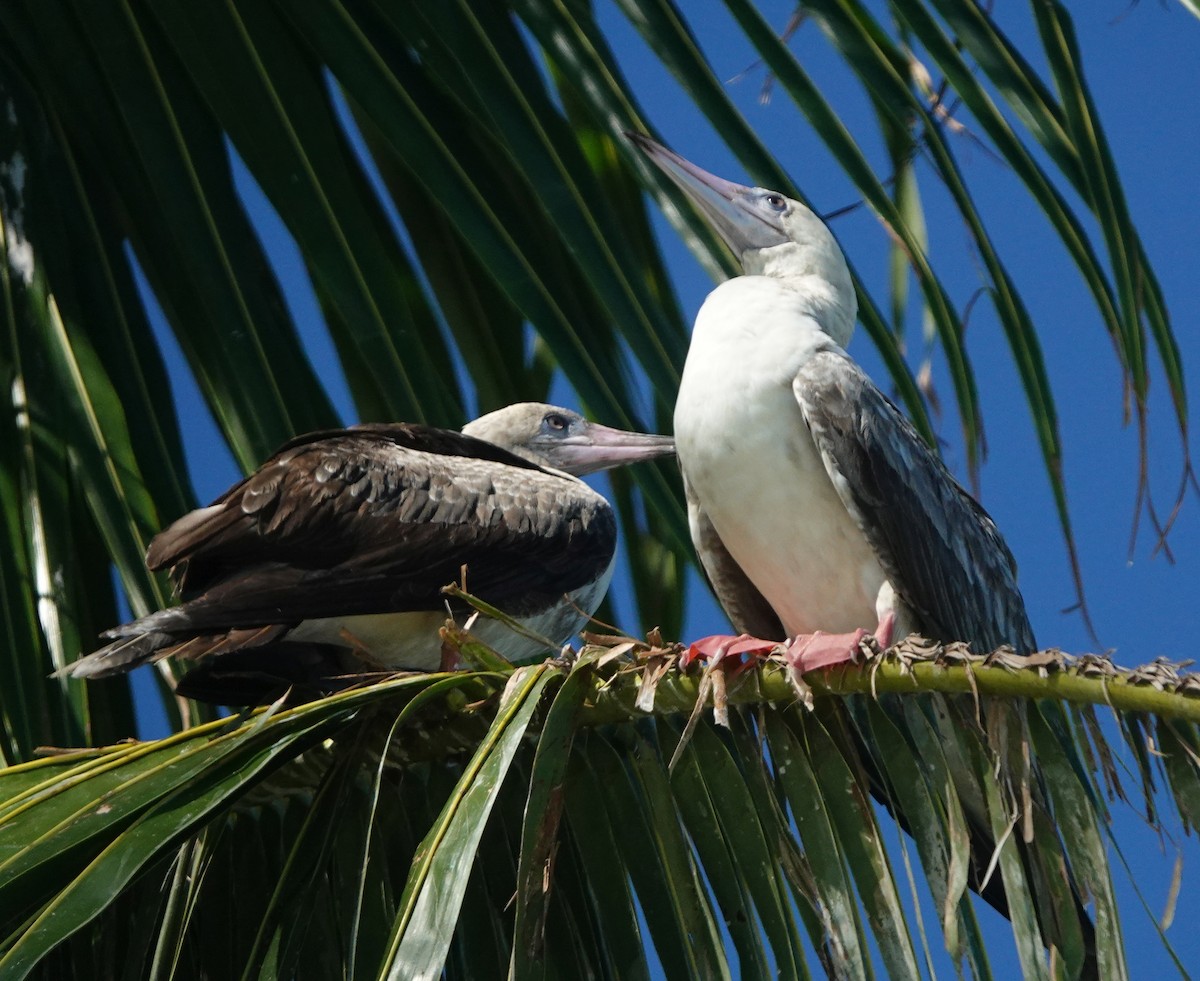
[876,609,897,648]
[784,610,897,673]
[438,633,461,672]
[681,633,784,670]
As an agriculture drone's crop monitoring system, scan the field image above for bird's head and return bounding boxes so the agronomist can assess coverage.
[463,403,675,476]
[629,133,856,348]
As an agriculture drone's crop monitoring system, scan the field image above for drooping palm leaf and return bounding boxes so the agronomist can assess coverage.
[2,643,1199,977]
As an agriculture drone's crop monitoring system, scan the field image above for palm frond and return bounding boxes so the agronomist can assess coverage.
[3,641,1198,977]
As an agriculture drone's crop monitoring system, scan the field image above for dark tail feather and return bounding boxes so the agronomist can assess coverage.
[64,622,291,681]
[159,624,289,661]
[60,631,177,679]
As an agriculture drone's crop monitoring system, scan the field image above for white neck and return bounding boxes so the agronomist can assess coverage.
[740,231,857,349]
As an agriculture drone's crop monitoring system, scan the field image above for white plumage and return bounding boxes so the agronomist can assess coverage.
[634,133,1034,660]
[675,277,898,639]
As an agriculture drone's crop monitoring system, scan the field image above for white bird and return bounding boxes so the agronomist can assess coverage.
[66,403,674,703]
[629,140,1095,966]
[632,134,1035,670]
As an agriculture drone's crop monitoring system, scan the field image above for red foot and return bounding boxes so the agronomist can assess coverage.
[684,613,897,676]
[681,633,780,670]
[785,611,897,674]
[786,629,868,672]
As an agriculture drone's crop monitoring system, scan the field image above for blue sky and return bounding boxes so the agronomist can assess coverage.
[131,2,1199,975]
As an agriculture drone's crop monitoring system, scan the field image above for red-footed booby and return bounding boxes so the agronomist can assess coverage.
[630,138,1097,969]
[631,134,1035,669]
[66,403,674,704]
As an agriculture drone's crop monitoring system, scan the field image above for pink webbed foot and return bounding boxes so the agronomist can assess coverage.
[785,629,868,672]
[681,633,782,670]
[785,611,898,674]
[683,613,898,676]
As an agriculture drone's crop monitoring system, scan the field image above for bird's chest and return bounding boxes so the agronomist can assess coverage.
[676,340,886,636]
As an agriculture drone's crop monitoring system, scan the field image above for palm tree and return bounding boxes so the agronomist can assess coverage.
[1,1,1197,976]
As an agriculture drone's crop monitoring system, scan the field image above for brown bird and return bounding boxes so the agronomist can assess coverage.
[66,403,674,703]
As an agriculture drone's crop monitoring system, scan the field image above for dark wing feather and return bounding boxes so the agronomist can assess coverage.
[146,424,548,573]
[796,357,1094,963]
[138,428,615,631]
[794,351,1035,653]
[685,475,785,640]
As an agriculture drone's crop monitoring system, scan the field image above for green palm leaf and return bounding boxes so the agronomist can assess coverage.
[1,0,1196,975]
[1,647,1198,976]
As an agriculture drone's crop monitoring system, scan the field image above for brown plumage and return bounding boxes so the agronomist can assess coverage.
[68,404,674,703]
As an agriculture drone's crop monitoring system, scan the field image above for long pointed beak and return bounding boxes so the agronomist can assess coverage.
[627,132,789,255]
[545,421,675,477]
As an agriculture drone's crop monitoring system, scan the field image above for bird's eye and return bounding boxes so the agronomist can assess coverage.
[542,413,569,433]
[763,193,787,213]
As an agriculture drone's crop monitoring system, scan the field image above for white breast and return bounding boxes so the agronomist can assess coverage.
[675,278,888,636]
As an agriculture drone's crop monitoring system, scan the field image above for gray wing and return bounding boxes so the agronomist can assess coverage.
[794,351,1036,654]
[685,474,786,640]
